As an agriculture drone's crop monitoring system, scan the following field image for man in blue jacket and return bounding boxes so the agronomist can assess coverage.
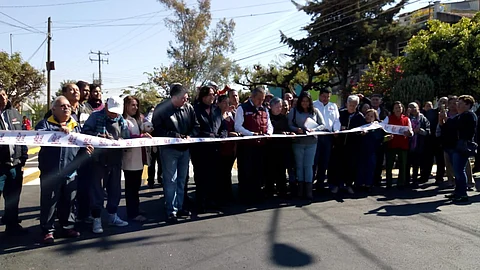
[0,89,28,235]
[35,96,93,244]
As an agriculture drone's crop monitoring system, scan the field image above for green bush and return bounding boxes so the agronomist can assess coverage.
[391,75,434,107]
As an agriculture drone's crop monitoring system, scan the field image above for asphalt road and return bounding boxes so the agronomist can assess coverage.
[1,178,480,270]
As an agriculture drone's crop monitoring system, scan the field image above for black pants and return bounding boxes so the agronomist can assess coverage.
[148,147,162,185]
[265,142,288,195]
[76,161,91,220]
[40,173,77,233]
[422,137,445,182]
[124,170,143,219]
[407,151,423,184]
[237,142,266,203]
[373,144,386,186]
[0,165,23,226]
[191,144,220,207]
[218,153,236,203]
[329,146,358,187]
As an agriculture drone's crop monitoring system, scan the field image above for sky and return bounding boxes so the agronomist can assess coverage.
[1,0,437,101]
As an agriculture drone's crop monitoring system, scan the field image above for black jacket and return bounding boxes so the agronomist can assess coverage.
[194,103,226,138]
[35,116,89,178]
[152,100,200,151]
[0,101,28,167]
[337,109,366,147]
[362,97,389,120]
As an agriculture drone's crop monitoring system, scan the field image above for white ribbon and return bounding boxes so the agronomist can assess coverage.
[0,122,407,148]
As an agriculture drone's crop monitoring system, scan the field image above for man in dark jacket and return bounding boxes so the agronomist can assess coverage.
[45,83,92,128]
[329,95,366,195]
[35,96,94,244]
[0,89,28,235]
[423,97,448,184]
[407,102,430,186]
[152,84,200,223]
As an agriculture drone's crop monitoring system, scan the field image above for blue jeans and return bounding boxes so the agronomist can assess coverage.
[293,143,317,183]
[160,147,190,216]
[447,149,469,197]
[314,135,333,182]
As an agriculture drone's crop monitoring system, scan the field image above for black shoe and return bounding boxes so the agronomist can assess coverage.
[166,214,178,224]
[176,209,191,218]
[452,196,469,202]
[5,224,29,236]
[467,187,474,192]
[148,182,155,189]
[445,193,456,199]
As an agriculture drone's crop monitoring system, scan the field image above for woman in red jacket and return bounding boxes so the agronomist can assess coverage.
[384,101,413,189]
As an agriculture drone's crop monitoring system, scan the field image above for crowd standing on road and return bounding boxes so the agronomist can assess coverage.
[0,81,479,244]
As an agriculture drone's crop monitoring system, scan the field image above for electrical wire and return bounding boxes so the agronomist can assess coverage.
[0,11,46,34]
[0,0,108,8]
[27,37,48,62]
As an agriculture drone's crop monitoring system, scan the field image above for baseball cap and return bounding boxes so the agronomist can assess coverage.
[106,96,124,115]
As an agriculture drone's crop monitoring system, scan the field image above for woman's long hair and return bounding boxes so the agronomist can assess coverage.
[196,86,213,104]
[123,95,141,121]
[296,91,314,114]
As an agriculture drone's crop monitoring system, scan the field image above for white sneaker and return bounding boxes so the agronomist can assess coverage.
[109,213,128,227]
[346,186,355,194]
[92,218,103,234]
[331,186,339,194]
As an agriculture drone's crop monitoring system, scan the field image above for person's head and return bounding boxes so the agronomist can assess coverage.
[23,115,27,120]
[270,97,283,116]
[282,99,289,115]
[77,81,90,102]
[62,83,80,104]
[89,84,102,101]
[457,95,475,114]
[424,101,433,111]
[360,103,370,115]
[251,86,266,108]
[296,91,314,114]
[197,86,215,106]
[346,95,360,114]
[370,94,383,109]
[414,99,422,108]
[51,96,72,122]
[217,95,230,112]
[170,83,189,108]
[448,96,458,112]
[284,92,294,106]
[319,88,332,104]
[105,96,124,119]
[0,89,7,110]
[364,109,379,123]
[123,96,140,120]
[408,102,419,116]
[228,89,239,107]
[206,81,218,92]
[438,97,448,107]
[265,93,274,104]
[292,97,298,108]
[392,101,404,116]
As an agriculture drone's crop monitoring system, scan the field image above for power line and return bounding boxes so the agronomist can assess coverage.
[0,0,108,8]
[0,19,41,34]
[0,11,45,34]
[27,37,48,62]
[212,10,291,20]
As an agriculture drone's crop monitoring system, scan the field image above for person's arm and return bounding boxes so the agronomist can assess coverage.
[383,116,389,125]
[459,112,477,140]
[189,106,201,138]
[332,104,341,132]
[81,113,98,136]
[287,109,299,133]
[234,106,253,136]
[313,109,326,131]
[419,116,430,136]
[266,110,273,135]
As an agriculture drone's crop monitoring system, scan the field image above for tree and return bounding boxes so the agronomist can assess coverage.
[403,15,480,97]
[0,52,45,107]
[354,57,403,102]
[152,0,239,92]
[234,63,331,94]
[281,0,411,93]
[121,82,166,114]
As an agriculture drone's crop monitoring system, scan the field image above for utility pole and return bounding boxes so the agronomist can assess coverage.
[46,17,53,105]
[9,34,13,55]
[89,51,109,86]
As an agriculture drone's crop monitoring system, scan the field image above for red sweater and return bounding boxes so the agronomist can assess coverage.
[388,114,410,150]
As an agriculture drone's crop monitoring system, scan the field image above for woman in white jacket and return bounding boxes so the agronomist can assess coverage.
[122,96,150,222]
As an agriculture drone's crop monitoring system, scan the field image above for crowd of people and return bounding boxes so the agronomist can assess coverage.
[0,81,478,245]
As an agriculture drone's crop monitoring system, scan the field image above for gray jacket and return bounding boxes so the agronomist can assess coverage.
[288,108,325,144]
